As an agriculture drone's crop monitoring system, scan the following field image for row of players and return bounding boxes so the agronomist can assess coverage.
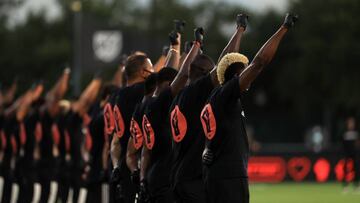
[0,13,297,203]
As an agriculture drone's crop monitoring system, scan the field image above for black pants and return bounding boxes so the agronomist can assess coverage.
[86,182,102,203]
[148,186,173,203]
[174,180,206,203]
[205,177,249,203]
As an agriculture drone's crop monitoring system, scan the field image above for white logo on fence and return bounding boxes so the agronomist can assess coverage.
[93,31,123,63]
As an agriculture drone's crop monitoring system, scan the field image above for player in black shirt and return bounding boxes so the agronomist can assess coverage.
[63,76,102,202]
[139,27,210,202]
[126,22,185,201]
[125,73,157,192]
[86,84,117,203]
[169,14,248,203]
[109,54,154,203]
[34,69,70,203]
[200,14,298,203]
[0,81,17,203]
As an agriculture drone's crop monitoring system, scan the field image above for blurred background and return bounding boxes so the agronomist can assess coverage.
[0,0,360,202]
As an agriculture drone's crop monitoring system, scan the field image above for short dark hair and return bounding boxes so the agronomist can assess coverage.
[125,54,148,80]
[144,73,157,95]
[224,62,245,83]
[189,54,215,81]
[156,67,178,85]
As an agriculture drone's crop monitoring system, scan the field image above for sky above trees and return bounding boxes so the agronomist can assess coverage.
[8,0,289,26]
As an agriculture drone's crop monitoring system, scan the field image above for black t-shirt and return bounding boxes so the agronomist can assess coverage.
[23,109,39,162]
[2,115,17,171]
[169,74,214,184]
[130,97,151,151]
[88,102,105,182]
[201,77,249,179]
[64,110,84,172]
[39,110,55,164]
[142,88,173,193]
[113,82,145,174]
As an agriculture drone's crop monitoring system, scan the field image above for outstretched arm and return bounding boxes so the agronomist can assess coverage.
[238,13,298,92]
[72,77,102,115]
[170,28,203,95]
[112,64,126,88]
[164,29,182,70]
[46,68,71,116]
[2,79,17,105]
[153,46,168,72]
[210,14,248,84]
[16,84,44,121]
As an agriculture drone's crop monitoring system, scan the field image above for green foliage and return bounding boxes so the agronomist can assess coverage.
[1,0,359,141]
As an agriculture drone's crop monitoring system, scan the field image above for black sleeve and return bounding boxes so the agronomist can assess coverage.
[218,77,241,102]
[155,87,174,112]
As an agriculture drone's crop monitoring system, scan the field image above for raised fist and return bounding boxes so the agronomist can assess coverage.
[194,27,204,44]
[174,19,186,34]
[283,13,298,28]
[169,31,179,45]
[236,13,249,29]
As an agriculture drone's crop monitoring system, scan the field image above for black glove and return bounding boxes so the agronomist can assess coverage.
[138,180,151,203]
[194,27,204,45]
[174,20,186,34]
[283,13,298,28]
[236,13,249,29]
[202,148,214,166]
[169,31,179,45]
[110,166,121,184]
[130,169,140,186]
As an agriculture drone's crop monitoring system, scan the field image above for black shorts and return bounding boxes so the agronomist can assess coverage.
[205,177,249,203]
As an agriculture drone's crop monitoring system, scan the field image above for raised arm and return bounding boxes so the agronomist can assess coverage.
[16,83,44,121]
[72,77,102,115]
[238,14,298,92]
[210,14,248,84]
[217,14,248,63]
[163,20,185,70]
[112,64,126,88]
[46,68,71,116]
[2,79,17,105]
[153,46,168,72]
[170,28,203,95]
[164,31,181,70]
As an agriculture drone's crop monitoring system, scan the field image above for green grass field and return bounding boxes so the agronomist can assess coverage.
[250,182,360,203]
